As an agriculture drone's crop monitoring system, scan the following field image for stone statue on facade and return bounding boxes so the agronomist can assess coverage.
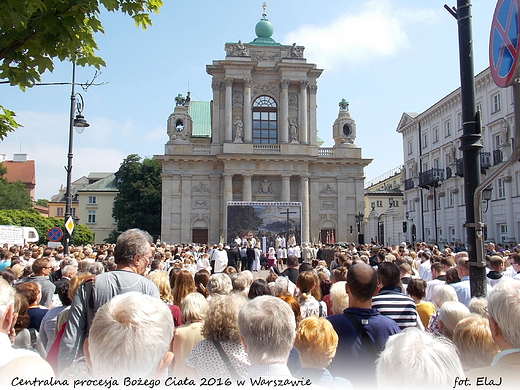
[501,118,511,145]
[234,116,244,142]
[227,40,249,57]
[289,43,304,58]
[289,117,298,142]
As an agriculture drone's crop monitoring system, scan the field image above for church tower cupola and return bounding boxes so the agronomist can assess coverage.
[333,98,356,145]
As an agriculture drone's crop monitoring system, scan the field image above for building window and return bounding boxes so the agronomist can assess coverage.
[494,134,501,149]
[424,195,429,211]
[56,207,64,217]
[458,112,463,131]
[499,224,507,242]
[88,210,96,223]
[450,227,456,242]
[433,127,439,143]
[448,190,455,207]
[492,93,501,113]
[433,158,440,169]
[393,200,399,207]
[71,208,76,217]
[425,228,431,242]
[423,133,428,148]
[476,102,482,114]
[498,178,505,198]
[376,200,383,207]
[444,120,451,137]
[252,96,277,144]
[88,196,97,204]
[407,140,413,155]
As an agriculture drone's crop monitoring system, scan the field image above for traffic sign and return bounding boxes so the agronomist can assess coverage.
[47,227,63,242]
[490,0,520,87]
[65,217,75,236]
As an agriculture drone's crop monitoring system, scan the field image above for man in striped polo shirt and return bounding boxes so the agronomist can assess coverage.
[372,262,422,330]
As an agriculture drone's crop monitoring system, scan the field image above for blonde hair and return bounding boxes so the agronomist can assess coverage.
[453,314,499,370]
[294,317,338,368]
[147,271,173,304]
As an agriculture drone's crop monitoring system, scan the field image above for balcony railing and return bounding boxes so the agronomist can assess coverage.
[419,168,444,188]
[319,147,333,156]
[456,158,464,177]
[455,152,492,177]
[481,152,491,169]
[446,166,452,179]
[493,149,503,165]
[404,178,414,190]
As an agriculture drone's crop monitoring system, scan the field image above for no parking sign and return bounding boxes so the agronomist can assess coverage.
[490,0,520,87]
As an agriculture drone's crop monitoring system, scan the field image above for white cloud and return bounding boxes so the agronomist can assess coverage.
[284,0,438,70]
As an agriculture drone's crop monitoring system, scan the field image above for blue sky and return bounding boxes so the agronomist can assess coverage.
[1,0,498,200]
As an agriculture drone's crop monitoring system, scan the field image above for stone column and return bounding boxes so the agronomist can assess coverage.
[300,175,310,243]
[181,175,192,243]
[225,78,233,142]
[243,174,252,201]
[281,174,291,202]
[337,179,348,242]
[299,80,308,144]
[243,79,252,143]
[505,175,516,242]
[280,80,289,144]
[211,82,221,145]
[223,173,233,204]
[210,175,221,245]
[308,84,317,146]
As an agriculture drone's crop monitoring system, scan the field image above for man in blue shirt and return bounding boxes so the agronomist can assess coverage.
[328,263,400,388]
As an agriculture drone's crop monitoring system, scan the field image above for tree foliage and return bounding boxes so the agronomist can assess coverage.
[0,162,33,210]
[0,0,163,139]
[112,154,161,238]
[0,209,93,245]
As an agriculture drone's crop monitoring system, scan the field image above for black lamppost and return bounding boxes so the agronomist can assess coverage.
[64,60,90,256]
[355,212,364,244]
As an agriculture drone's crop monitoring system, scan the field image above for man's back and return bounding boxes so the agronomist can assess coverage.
[328,307,400,387]
[58,270,159,373]
[371,286,420,329]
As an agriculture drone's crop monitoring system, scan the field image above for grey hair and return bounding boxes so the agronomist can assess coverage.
[86,262,105,275]
[230,273,248,292]
[432,284,458,309]
[487,279,520,348]
[114,229,153,265]
[207,273,232,296]
[330,281,349,314]
[376,328,465,389]
[438,301,470,339]
[88,292,173,380]
[61,265,77,278]
[238,295,296,365]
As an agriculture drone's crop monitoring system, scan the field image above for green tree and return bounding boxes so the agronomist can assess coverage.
[0,0,163,139]
[72,224,95,246]
[112,154,161,238]
[35,199,49,207]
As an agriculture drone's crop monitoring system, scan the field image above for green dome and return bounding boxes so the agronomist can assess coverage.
[255,15,273,39]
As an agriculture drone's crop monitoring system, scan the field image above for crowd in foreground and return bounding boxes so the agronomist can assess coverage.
[0,232,520,389]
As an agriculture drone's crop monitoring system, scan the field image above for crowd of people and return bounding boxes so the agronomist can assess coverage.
[1,232,520,389]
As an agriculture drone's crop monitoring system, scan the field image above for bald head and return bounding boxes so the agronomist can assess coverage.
[347,263,378,302]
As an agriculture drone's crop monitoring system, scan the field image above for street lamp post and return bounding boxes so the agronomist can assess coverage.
[64,61,90,256]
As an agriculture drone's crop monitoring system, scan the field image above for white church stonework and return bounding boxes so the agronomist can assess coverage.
[156,8,371,245]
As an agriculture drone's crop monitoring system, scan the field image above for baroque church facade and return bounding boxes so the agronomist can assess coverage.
[156,9,371,245]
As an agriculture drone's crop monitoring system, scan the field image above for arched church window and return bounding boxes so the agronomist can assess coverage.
[252,96,277,144]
